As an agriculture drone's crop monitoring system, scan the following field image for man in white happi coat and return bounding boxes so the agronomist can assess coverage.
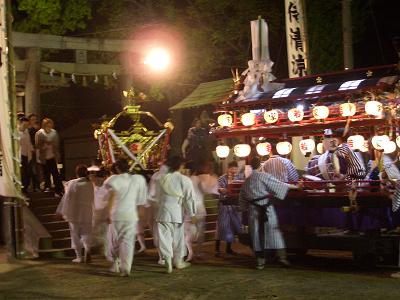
[156,156,196,273]
[104,158,147,277]
[90,167,111,258]
[148,163,169,265]
[57,165,94,263]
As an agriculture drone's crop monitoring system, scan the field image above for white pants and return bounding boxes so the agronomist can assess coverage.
[108,221,137,274]
[69,222,92,256]
[157,222,186,260]
[92,219,109,257]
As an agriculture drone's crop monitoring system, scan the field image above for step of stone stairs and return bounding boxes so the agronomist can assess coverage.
[29,197,61,208]
[51,237,72,249]
[31,205,58,215]
[42,221,70,231]
[49,229,71,239]
[37,213,64,223]
[38,247,75,259]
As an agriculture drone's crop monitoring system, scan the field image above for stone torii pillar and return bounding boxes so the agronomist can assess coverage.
[24,47,41,116]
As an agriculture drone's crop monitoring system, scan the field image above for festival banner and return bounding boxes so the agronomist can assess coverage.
[285,0,312,168]
[285,0,309,78]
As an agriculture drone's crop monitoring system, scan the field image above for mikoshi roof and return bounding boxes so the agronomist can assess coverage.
[169,78,233,110]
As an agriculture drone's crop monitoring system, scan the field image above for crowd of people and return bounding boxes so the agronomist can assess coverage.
[17,113,63,197]
[17,117,400,277]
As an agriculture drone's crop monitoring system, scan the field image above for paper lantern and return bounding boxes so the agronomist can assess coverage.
[216,145,230,158]
[316,142,324,154]
[383,141,397,154]
[347,135,365,151]
[365,101,383,116]
[264,110,279,124]
[312,106,329,120]
[371,135,390,150]
[276,141,292,155]
[288,108,304,122]
[256,142,272,156]
[241,112,256,126]
[234,144,251,157]
[299,139,316,156]
[396,136,400,148]
[340,103,356,117]
[217,114,233,127]
[360,141,369,153]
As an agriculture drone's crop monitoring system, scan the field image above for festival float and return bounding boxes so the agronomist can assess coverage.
[94,88,173,172]
[210,17,400,266]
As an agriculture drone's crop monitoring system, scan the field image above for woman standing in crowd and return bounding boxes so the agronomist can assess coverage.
[35,118,63,196]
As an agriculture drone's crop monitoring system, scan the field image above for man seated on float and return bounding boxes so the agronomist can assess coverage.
[262,143,299,183]
[331,128,366,181]
[305,137,335,181]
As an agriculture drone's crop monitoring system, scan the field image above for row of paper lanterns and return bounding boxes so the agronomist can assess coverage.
[215,134,399,158]
[217,101,383,127]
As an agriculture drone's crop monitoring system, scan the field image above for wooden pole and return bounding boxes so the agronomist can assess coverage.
[342,0,354,70]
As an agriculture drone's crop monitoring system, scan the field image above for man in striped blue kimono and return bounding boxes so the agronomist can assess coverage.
[239,157,301,270]
[215,161,244,256]
[262,150,299,183]
[331,129,366,180]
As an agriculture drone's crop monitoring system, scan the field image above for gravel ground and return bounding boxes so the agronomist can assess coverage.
[1,243,399,300]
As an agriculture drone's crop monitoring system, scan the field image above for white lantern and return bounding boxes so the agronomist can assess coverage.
[264,110,279,124]
[396,136,400,148]
[256,142,272,156]
[365,101,383,117]
[217,114,233,127]
[299,139,316,156]
[276,141,292,155]
[288,108,304,122]
[340,103,356,117]
[234,144,251,157]
[360,141,369,153]
[312,106,330,120]
[371,135,390,150]
[347,135,365,151]
[216,145,230,158]
[383,141,397,154]
[241,113,256,126]
[316,142,324,154]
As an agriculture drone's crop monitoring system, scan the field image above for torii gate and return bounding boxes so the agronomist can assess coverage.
[12,31,148,115]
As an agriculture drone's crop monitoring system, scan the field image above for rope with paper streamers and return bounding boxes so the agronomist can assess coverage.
[41,64,122,88]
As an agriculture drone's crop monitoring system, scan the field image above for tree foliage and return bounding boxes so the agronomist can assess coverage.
[13,0,92,35]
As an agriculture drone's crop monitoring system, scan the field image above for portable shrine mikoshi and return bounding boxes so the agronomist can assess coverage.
[211,64,400,266]
[94,105,173,172]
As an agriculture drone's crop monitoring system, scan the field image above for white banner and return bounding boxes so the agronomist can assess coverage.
[285,1,312,169]
[0,0,19,197]
[285,0,309,78]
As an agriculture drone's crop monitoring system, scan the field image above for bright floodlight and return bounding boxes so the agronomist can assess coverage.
[144,48,171,72]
